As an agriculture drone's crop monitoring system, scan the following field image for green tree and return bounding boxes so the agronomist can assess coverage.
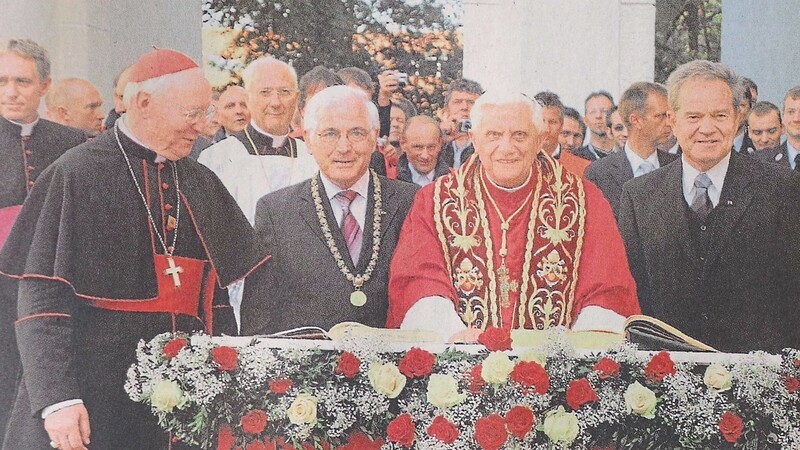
[202,0,464,115]
[654,0,722,83]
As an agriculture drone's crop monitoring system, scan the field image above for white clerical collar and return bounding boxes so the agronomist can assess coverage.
[681,151,731,207]
[624,143,659,171]
[320,170,370,201]
[117,117,167,163]
[8,117,39,136]
[408,163,435,187]
[250,120,288,148]
[484,167,533,193]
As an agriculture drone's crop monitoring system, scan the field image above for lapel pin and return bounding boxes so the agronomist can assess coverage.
[726,200,734,206]
[775,153,783,162]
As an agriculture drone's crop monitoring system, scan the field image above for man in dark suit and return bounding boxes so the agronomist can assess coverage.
[618,60,800,353]
[396,115,449,186]
[752,87,800,171]
[240,86,417,335]
[573,91,616,161]
[585,82,678,217]
[746,101,783,152]
[437,78,483,169]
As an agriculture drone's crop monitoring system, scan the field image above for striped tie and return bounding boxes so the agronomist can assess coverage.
[334,190,362,265]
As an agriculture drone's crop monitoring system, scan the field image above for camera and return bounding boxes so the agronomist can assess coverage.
[458,119,473,133]
[396,72,409,88]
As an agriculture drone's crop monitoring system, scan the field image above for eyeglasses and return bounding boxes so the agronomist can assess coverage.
[316,128,371,143]
[182,104,217,123]
[258,87,298,98]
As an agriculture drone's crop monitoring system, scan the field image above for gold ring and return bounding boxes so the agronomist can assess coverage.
[50,441,60,449]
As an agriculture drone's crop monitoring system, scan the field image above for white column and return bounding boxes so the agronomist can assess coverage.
[463,0,655,111]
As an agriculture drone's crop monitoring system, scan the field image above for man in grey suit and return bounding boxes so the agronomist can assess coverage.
[752,87,800,171]
[240,86,418,335]
[585,82,678,217]
[618,60,800,353]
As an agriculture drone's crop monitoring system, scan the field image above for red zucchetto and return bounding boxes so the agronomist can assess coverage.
[127,48,199,83]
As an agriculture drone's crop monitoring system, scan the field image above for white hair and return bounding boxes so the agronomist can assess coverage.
[471,90,543,134]
[303,85,379,133]
[122,68,201,108]
[241,57,298,90]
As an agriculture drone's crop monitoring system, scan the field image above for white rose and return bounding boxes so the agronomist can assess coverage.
[426,374,466,409]
[624,381,657,419]
[543,406,579,444]
[517,349,547,366]
[481,351,514,385]
[287,393,318,425]
[150,380,183,412]
[703,364,732,393]
[368,362,407,398]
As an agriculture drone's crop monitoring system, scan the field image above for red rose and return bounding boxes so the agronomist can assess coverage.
[163,338,187,359]
[339,431,384,450]
[510,361,550,395]
[467,364,485,393]
[474,414,508,450]
[335,352,361,378]
[212,346,239,371]
[218,424,235,450]
[268,378,292,394]
[566,378,600,410]
[504,405,534,439]
[593,357,621,379]
[262,440,277,450]
[240,409,268,435]
[427,415,459,444]
[644,351,676,383]
[785,376,800,393]
[478,327,513,351]
[398,347,436,378]
[245,441,267,450]
[386,414,415,448]
[275,438,293,450]
[719,411,744,443]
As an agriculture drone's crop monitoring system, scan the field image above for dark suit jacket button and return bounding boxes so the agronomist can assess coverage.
[700,225,707,231]
[701,313,709,320]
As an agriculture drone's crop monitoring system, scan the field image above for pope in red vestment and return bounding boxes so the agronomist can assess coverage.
[387,92,640,341]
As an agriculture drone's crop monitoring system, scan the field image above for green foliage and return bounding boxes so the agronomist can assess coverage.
[655,0,722,83]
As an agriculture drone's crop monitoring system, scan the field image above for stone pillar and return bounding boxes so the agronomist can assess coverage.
[0,0,202,111]
[721,0,800,106]
[462,0,655,111]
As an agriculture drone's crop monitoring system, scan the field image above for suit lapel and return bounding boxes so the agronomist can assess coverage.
[610,151,634,189]
[656,160,698,264]
[703,153,754,275]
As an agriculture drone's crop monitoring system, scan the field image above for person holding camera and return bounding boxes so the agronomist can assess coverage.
[437,78,484,169]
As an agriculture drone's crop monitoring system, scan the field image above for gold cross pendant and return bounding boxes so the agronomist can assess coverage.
[497,263,518,308]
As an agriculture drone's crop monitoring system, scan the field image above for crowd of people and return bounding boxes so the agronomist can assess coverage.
[1,37,799,449]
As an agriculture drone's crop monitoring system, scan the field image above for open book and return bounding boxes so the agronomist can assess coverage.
[624,315,717,352]
[263,322,444,343]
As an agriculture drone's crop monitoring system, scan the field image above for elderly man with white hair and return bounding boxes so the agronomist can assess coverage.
[240,85,418,335]
[387,91,640,342]
[199,56,318,225]
[0,48,269,450]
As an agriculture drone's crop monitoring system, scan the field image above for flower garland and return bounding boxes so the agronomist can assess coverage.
[126,329,800,449]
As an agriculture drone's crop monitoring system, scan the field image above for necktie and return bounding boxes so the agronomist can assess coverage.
[334,190,362,265]
[636,161,655,177]
[794,154,800,172]
[690,173,713,221]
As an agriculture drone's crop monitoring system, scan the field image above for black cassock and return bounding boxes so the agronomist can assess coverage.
[0,116,86,436]
[0,128,268,449]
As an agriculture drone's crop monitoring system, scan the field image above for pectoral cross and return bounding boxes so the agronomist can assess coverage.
[164,256,183,288]
[497,263,518,308]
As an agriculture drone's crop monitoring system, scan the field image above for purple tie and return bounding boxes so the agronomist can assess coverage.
[335,190,362,265]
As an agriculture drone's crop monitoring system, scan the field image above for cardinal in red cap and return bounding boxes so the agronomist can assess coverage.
[0,48,270,450]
